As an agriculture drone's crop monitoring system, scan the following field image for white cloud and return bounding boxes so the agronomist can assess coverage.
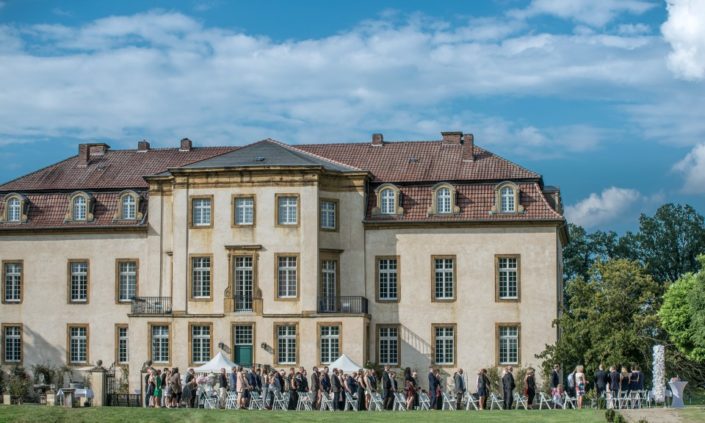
[662,0,705,80]
[565,187,643,228]
[509,0,656,27]
[617,23,651,35]
[673,143,705,193]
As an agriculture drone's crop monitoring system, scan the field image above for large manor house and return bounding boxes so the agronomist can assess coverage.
[0,132,566,392]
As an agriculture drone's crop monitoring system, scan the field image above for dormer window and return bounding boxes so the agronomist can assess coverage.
[428,183,460,216]
[373,184,403,216]
[65,192,94,222]
[1,194,28,224]
[73,196,87,220]
[115,191,142,221]
[491,182,524,215]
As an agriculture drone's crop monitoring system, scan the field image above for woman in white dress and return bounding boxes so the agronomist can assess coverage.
[575,365,586,409]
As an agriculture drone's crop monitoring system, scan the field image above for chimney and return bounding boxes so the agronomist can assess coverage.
[441,131,463,144]
[372,133,384,146]
[137,140,151,152]
[462,133,475,162]
[89,143,110,156]
[180,138,193,151]
[78,144,90,167]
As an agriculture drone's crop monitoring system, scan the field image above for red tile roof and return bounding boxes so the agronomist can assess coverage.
[296,141,540,182]
[365,182,563,223]
[0,192,146,230]
[0,146,237,191]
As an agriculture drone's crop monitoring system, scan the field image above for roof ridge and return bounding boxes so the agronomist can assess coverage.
[267,139,363,171]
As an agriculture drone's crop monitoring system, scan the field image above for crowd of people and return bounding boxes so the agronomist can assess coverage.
[141,362,649,411]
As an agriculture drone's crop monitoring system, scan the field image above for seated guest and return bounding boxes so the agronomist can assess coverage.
[553,384,565,408]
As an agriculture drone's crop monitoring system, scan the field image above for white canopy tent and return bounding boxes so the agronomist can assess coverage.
[328,354,363,373]
[193,352,238,373]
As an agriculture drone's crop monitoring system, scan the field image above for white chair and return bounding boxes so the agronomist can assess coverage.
[272,391,288,411]
[345,392,359,411]
[249,391,264,410]
[539,392,554,410]
[225,391,238,409]
[562,392,576,409]
[618,391,630,409]
[489,393,503,410]
[464,392,479,410]
[418,391,431,410]
[514,392,528,410]
[442,391,457,410]
[393,392,407,411]
[368,391,385,411]
[320,392,335,411]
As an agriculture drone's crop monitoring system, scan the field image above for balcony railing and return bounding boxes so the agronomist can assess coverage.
[131,297,172,314]
[317,296,368,314]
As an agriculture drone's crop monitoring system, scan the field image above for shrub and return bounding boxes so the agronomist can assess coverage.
[637,420,649,423]
[7,367,32,403]
[605,408,616,422]
[614,414,627,423]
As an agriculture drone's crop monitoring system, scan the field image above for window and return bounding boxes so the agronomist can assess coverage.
[377,325,399,365]
[498,325,520,365]
[3,261,22,303]
[277,255,298,299]
[320,259,337,311]
[233,324,254,367]
[376,257,398,302]
[433,325,455,365]
[116,260,137,302]
[380,189,396,215]
[234,256,254,311]
[433,256,455,301]
[190,324,212,365]
[320,325,340,365]
[73,196,87,221]
[7,197,21,222]
[497,256,520,301]
[436,188,451,214]
[121,194,137,220]
[68,325,88,364]
[191,256,212,299]
[276,324,297,365]
[116,325,128,364]
[234,196,255,225]
[3,325,22,364]
[150,324,170,364]
[500,186,515,212]
[276,195,298,226]
[69,261,89,303]
[320,200,337,230]
[191,197,212,227]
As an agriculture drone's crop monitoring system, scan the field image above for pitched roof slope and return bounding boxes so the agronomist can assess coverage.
[296,141,540,183]
[0,147,237,192]
[180,139,361,173]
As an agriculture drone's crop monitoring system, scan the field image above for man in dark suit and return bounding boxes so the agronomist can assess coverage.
[594,364,608,396]
[382,365,394,410]
[453,369,466,410]
[502,366,515,410]
[428,367,437,410]
[331,368,342,410]
[551,364,561,390]
[608,366,620,399]
[311,367,320,409]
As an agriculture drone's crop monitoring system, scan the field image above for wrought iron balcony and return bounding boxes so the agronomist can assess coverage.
[317,296,368,314]
[131,297,172,314]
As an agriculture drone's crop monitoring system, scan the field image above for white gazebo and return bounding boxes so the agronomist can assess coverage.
[193,352,238,373]
[328,354,363,373]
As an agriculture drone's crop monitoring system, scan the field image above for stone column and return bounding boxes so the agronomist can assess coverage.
[90,367,107,407]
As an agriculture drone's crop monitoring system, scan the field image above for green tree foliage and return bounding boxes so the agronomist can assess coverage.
[660,257,705,362]
[537,259,663,381]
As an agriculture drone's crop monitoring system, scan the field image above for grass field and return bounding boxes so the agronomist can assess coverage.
[0,406,703,423]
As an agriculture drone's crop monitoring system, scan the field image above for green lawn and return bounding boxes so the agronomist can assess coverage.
[1,406,704,423]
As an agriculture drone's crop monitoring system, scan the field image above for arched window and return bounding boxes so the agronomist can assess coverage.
[380,189,396,215]
[73,196,87,221]
[7,197,21,222]
[122,194,136,220]
[500,186,515,213]
[436,187,451,214]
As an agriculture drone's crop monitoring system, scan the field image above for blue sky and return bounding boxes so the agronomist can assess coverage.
[1,0,705,232]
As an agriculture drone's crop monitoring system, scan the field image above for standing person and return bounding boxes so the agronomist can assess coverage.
[364,369,376,409]
[575,365,586,409]
[434,368,443,410]
[608,366,620,406]
[551,364,561,392]
[382,365,393,410]
[218,368,228,408]
[153,369,163,408]
[525,368,536,408]
[477,369,489,410]
[619,367,631,397]
[185,368,197,408]
[229,367,238,394]
[630,365,641,392]
[310,367,320,409]
[427,367,437,410]
[321,367,331,409]
[454,369,466,410]
[594,364,608,398]
[254,367,263,393]
[296,367,308,407]
[268,370,280,409]
[411,371,420,409]
[287,367,298,410]
[404,367,415,410]
[236,367,249,409]
[332,369,343,410]
[144,368,154,408]
[170,368,181,408]
[566,367,576,398]
[389,371,398,409]
[356,370,367,411]
[502,366,515,410]
[163,368,172,408]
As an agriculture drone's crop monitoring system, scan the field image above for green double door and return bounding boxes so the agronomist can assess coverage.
[233,325,254,367]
